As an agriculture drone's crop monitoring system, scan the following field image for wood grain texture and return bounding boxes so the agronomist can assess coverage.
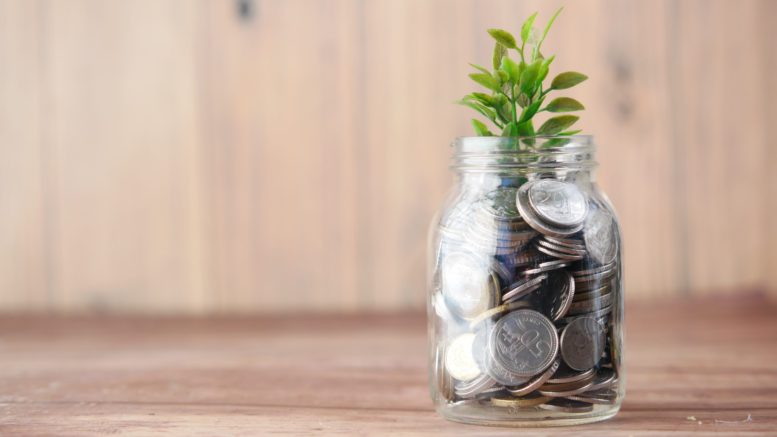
[0,0,48,310]
[41,1,210,313]
[0,0,774,313]
[0,295,776,435]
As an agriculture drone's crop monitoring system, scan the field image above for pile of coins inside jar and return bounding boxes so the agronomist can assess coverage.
[432,179,621,414]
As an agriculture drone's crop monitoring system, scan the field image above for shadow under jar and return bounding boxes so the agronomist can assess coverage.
[427,136,624,427]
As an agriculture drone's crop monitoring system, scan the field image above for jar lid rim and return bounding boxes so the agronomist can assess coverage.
[453,135,593,148]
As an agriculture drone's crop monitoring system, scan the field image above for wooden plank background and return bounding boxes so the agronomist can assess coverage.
[0,0,774,314]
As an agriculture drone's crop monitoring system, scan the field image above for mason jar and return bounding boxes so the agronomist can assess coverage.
[427,136,624,426]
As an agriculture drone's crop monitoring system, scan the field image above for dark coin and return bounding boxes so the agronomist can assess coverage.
[539,398,595,413]
[560,317,606,371]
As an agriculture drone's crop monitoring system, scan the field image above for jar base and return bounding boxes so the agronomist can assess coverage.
[437,401,620,428]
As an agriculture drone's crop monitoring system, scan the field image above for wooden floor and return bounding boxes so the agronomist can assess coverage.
[0,295,776,436]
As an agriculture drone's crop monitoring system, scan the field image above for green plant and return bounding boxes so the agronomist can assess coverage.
[459,8,587,141]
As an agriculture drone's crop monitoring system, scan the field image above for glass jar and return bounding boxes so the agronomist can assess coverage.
[427,136,624,426]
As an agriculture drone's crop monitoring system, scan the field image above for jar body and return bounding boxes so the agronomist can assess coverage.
[427,137,624,426]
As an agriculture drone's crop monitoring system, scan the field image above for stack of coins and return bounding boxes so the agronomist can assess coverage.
[433,178,621,412]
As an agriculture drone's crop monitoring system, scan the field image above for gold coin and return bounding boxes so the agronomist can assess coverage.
[491,394,551,408]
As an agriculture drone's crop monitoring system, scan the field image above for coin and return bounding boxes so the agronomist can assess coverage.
[441,252,496,320]
[539,398,594,413]
[560,317,606,371]
[455,374,497,398]
[501,274,547,302]
[546,365,595,384]
[445,333,481,382]
[526,180,588,227]
[567,292,614,315]
[521,259,570,275]
[507,360,560,397]
[572,261,616,277]
[491,392,552,408]
[490,309,559,377]
[538,375,595,397]
[584,208,617,266]
[516,183,585,237]
[588,368,618,391]
[527,270,575,321]
[536,244,585,261]
[502,282,542,304]
[536,239,587,256]
[484,353,532,387]
[568,388,617,405]
[543,236,586,250]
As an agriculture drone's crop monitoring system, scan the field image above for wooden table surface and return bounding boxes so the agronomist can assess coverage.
[1,295,776,436]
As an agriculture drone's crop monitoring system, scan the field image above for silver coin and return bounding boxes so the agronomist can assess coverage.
[584,208,618,266]
[441,252,496,320]
[588,368,618,391]
[516,184,584,237]
[572,261,616,277]
[484,346,532,386]
[526,180,588,228]
[568,292,614,315]
[490,309,559,377]
[536,239,587,256]
[502,282,543,304]
[536,244,585,261]
[546,366,595,384]
[543,236,586,250]
[455,374,497,398]
[573,283,612,301]
[498,250,545,268]
[560,317,607,371]
[538,377,595,398]
[538,398,594,413]
[502,274,547,302]
[506,360,560,397]
[549,271,576,320]
[568,388,617,405]
[521,259,570,275]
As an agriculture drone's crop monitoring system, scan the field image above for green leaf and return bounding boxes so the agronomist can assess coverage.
[559,129,582,136]
[496,69,509,85]
[537,115,579,135]
[502,121,519,137]
[469,73,500,92]
[519,59,542,96]
[538,55,555,83]
[471,119,493,136]
[545,97,585,112]
[516,120,535,137]
[500,56,522,83]
[469,63,491,75]
[519,97,544,123]
[466,92,495,107]
[550,71,588,90]
[492,43,507,70]
[520,12,538,43]
[458,100,498,124]
[539,7,563,49]
[487,29,517,49]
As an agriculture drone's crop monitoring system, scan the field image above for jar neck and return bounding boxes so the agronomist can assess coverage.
[451,136,597,176]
